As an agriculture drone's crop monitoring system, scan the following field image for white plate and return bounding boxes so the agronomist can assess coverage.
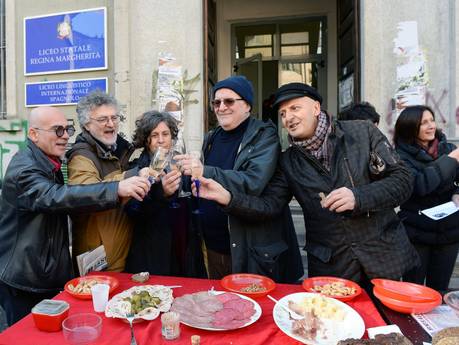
[105,285,173,321]
[273,292,365,345]
[180,291,262,331]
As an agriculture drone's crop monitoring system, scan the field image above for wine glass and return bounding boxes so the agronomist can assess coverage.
[167,150,182,208]
[149,147,169,184]
[171,138,191,198]
[190,150,203,214]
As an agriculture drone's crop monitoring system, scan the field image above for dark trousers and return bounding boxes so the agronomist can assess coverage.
[206,248,232,279]
[403,242,459,292]
[0,281,56,326]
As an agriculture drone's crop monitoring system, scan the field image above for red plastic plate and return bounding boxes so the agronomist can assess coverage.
[302,276,362,302]
[64,275,119,300]
[220,273,275,298]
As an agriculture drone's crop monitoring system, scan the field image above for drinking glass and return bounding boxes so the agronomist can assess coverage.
[149,147,169,184]
[167,151,182,208]
[190,150,203,214]
[171,139,192,198]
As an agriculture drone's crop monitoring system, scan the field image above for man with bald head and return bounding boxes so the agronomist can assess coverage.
[0,106,150,325]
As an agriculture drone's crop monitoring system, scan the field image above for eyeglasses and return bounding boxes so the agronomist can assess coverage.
[33,125,75,137]
[211,98,244,108]
[89,115,121,125]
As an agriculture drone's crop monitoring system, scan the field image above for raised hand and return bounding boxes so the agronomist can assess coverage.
[118,176,151,201]
[192,177,231,206]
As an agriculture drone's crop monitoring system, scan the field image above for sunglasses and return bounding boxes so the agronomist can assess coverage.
[34,125,76,137]
[211,98,244,108]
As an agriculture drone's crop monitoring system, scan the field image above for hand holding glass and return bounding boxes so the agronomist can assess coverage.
[190,150,203,214]
[149,147,169,183]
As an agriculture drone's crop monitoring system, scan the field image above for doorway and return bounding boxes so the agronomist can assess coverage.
[232,18,327,148]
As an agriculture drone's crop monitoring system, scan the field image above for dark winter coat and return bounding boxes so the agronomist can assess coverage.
[124,150,206,278]
[225,120,420,281]
[396,133,459,245]
[0,140,119,293]
[203,117,303,283]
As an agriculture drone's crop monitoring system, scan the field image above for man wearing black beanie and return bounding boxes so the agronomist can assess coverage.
[196,82,420,290]
[179,76,303,283]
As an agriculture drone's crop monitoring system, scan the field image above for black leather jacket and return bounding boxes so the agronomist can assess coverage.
[0,140,119,293]
[203,117,303,283]
[225,120,419,281]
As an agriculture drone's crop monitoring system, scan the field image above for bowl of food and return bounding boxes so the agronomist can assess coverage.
[65,275,119,300]
[302,276,362,302]
[62,313,102,345]
[444,291,459,317]
[373,286,441,314]
[220,273,276,298]
[31,299,69,332]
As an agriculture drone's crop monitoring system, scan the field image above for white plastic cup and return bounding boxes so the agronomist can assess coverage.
[91,283,110,313]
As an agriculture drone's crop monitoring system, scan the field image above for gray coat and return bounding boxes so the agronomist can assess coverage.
[203,117,303,283]
[225,120,419,281]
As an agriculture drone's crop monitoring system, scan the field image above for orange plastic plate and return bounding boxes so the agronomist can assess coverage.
[371,279,441,302]
[302,276,362,302]
[220,273,275,298]
[373,286,441,314]
[64,275,119,300]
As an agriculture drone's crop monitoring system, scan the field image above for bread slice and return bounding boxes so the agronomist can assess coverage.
[432,327,459,345]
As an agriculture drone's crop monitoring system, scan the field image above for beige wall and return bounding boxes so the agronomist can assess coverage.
[362,0,457,140]
[5,0,204,148]
[215,0,338,114]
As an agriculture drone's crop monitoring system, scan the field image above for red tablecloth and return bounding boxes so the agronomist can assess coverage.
[0,273,386,345]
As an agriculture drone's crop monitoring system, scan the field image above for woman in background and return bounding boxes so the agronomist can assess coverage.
[394,105,459,292]
[124,111,205,277]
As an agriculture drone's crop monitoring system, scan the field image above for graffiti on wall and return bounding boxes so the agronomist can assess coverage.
[0,120,28,181]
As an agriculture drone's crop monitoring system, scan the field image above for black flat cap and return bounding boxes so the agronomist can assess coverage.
[272,82,323,108]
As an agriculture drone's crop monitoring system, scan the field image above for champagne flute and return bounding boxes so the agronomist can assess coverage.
[149,147,169,184]
[190,150,203,214]
[168,151,181,208]
[171,138,191,198]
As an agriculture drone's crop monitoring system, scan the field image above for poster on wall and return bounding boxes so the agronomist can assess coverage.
[25,78,107,107]
[24,7,107,75]
[338,75,354,111]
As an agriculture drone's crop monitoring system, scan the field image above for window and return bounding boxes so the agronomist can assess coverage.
[0,0,5,119]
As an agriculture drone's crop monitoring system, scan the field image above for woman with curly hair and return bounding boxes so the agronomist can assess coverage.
[124,110,206,277]
[394,105,459,291]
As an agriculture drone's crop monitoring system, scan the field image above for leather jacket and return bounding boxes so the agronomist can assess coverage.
[0,139,119,293]
[203,117,303,283]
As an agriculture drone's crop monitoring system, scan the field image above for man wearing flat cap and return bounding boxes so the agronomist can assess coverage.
[179,76,303,283]
[197,82,420,288]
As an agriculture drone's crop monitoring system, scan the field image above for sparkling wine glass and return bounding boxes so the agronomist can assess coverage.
[190,150,203,214]
[167,151,182,208]
[171,138,191,198]
[149,147,169,184]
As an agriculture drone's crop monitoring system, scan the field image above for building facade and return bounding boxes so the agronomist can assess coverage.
[0,0,458,180]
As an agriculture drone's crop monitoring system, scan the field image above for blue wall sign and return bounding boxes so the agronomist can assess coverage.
[24,7,107,75]
[25,78,108,107]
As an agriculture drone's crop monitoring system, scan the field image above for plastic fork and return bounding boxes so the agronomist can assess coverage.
[267,294,304,320]
[125,312,138,345]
